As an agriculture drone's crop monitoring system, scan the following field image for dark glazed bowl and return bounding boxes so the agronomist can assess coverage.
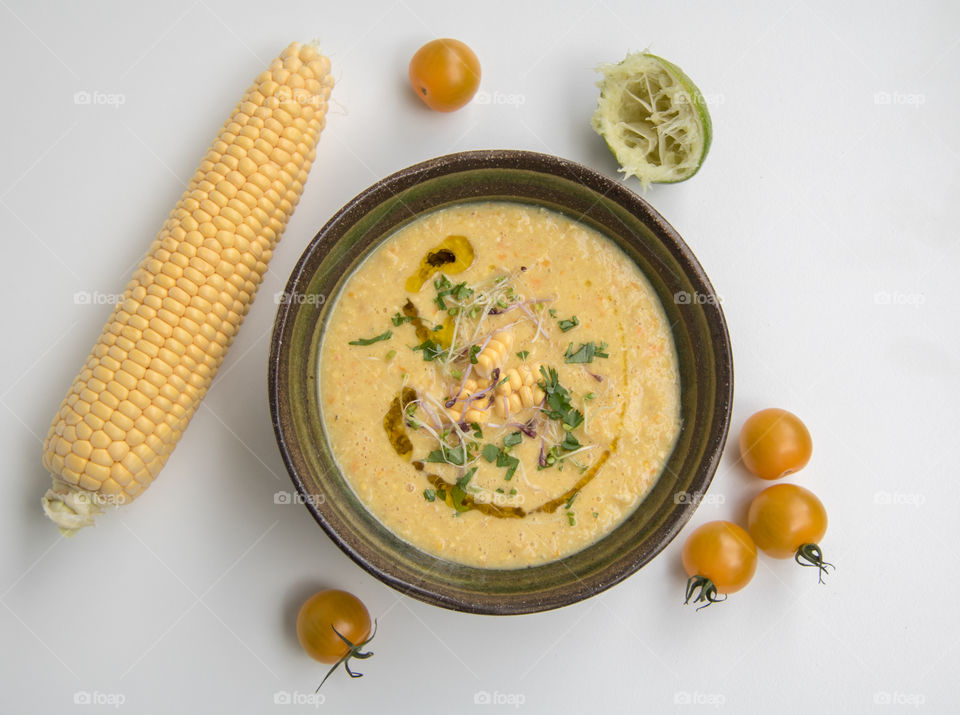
[269,150,732,615]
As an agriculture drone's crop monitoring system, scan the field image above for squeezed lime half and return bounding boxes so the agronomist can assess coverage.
[592,52,712,187]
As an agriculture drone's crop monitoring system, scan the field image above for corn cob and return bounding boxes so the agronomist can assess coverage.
[41,42,333,534]
[492,363,544,419]
[443,361,546,426]
[474,332,513,379]
[444,377,488,425]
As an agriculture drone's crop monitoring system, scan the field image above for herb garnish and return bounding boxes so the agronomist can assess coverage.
[423,489,436,502]
[497,451,519,481]
[425,443,467,466]
[482,443,518,481]
[391,313,412,327]
[563,341,609,364]
[557,315,579,332]
[538,367,584,430]
[516,350,529,361]
[503,431,523,448]
[413,339,446,361]
[349,330,392,346]
[469,345,482,364]
[433,275,474,310]
[451,467,477,512]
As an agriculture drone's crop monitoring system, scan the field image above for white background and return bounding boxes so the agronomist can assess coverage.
[1,1,957,713]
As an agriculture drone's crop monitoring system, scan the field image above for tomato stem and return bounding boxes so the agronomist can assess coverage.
[315,619,378,693]
[684,575,726,610]
[795,543,834,584]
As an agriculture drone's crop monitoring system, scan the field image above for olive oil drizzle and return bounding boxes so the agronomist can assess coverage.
[383,387,418,457]
[402,299,454,348]
[404,235,475,293]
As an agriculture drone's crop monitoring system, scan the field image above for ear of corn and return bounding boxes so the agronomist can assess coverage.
[474,332,512,379]
[40,42,333,534]
[492,362,544,419]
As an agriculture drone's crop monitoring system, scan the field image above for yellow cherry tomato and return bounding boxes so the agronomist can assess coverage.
[409,38,481,112]
[296,589,376,690]
[739,408,812,480]
[681,520,757,608]
[747,483,833,582]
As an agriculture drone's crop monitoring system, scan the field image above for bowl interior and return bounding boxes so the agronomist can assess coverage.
[269,150,732,614]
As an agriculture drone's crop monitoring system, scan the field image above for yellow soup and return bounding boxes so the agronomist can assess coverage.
[320,201,681,568]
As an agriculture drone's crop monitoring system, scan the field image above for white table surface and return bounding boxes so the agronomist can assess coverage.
[1,1,957,713]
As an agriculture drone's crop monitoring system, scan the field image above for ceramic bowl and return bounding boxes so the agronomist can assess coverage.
[269,150,732,614]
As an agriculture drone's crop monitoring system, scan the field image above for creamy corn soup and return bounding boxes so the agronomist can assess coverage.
[319,201,680,568]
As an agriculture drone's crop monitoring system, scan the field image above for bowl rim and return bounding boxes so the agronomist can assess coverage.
[269,149,733,614]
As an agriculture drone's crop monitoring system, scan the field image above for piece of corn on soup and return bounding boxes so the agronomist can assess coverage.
[321,201,681,568]
[40,42,333,533]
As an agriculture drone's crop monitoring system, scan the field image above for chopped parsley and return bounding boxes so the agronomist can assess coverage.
[433,275,473,310]
[451,467,477,512]
[425,443,467,466]
[349,330,392,346]
[497,450,519,481]
[423,489,436,502]
[567,511,576,526]
[391,313,412,326]
[469,344,482,364]
[538,366,584,430]
[413,339,446,362]
[563,341,609,364]
[385,349,396,360]
[470,422,483,439]
[503,431,523,448]
[548,308,558,318]
[557,315,579,332]
[481,443,518,480]
[516,350,529,361]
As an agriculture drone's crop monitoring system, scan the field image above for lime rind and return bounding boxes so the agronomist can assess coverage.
[592,51,712,187]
